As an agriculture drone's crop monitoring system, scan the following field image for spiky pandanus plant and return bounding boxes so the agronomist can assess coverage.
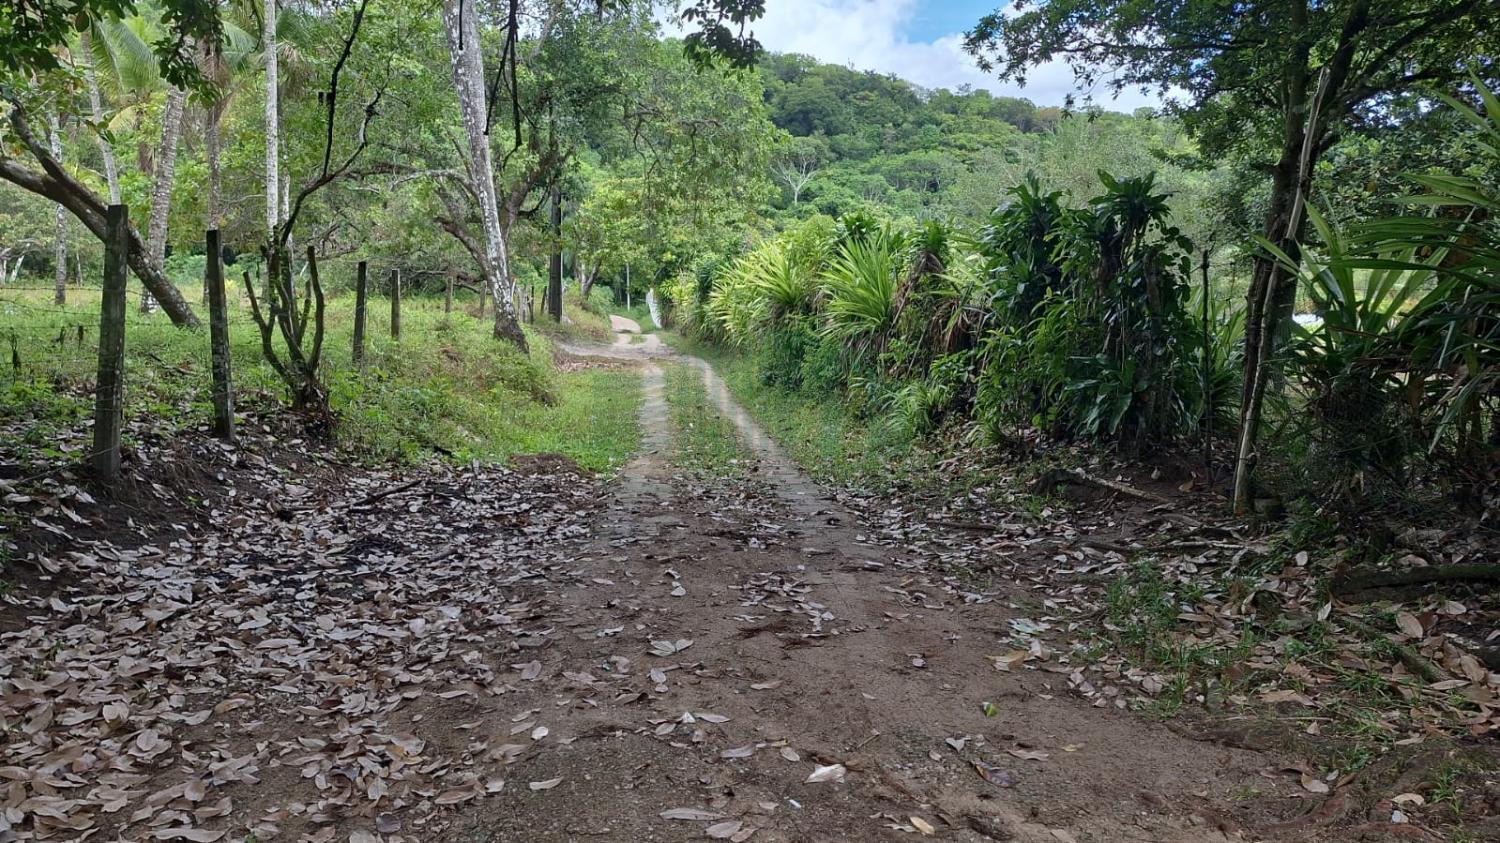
[820,228,906,367]
[705,251,767,347]
[1258,210,1435,507]
[747,244,815,322]
[886,219,959,378]
[1290,75,1500,506]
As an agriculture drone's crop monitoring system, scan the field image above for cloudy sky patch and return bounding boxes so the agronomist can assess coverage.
[672,0,1160,110]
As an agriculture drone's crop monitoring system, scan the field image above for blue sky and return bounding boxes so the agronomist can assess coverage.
[905,1,996,43]
[739,1,1159,110]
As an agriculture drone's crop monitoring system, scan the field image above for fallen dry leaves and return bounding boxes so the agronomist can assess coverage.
[1,458,602,840]
[845,469,1500,747]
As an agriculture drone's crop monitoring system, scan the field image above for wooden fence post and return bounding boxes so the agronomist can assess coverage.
[205,229,234,441]
[93,204,128,482]
[353,260,368,364]
[389,268,401,340]
[549,183,563,322]
[445,273,453,314]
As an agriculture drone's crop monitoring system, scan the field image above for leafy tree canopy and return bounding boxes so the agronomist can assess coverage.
[964,0,1499,156]
[0,0,222,90]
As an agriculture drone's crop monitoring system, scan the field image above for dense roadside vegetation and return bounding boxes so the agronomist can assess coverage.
[666,74,1500,537]
[650,18,1500,820]
[0,1,766,476]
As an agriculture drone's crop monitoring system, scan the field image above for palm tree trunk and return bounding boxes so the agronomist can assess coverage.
[441,0,527,351]
[48,112,67,305]
[141,86,186,313]
[79,29,121,204]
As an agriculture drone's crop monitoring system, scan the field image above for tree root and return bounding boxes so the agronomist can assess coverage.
[1332,563,1500,597]
[1340,616,1447,684]
[1030,467,1170,504]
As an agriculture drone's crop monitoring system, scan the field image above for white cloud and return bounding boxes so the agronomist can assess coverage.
[667,0,1159,111]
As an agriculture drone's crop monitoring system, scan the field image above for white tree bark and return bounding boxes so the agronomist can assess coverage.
[48,112,67,305]
[441,0,527,348]
[142,86,186,312]
[263,0,280,237]
[774,159,817,205]
[79,29,121,204]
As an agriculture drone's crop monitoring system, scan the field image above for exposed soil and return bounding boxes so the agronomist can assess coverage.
[3,332,1492,842]
[443,337,1309,842]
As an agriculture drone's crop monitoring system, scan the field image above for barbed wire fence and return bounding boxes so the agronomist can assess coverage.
[0,287,101,382]
[0,265,434,379]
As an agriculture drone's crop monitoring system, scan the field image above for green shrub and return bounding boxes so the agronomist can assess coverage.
[973,172,1198,450]
[760,318,816,389]
[821,230,904,357]
[798,330,846,396]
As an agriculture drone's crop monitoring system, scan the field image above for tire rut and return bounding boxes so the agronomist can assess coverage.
[452,335,1305,842]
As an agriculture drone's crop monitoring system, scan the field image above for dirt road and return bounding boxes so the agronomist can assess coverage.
[449,336,1299,842]
[4,333,1327,843]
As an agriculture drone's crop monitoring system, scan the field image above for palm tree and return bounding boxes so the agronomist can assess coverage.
[79,8,188,312]
[76,26,122,203]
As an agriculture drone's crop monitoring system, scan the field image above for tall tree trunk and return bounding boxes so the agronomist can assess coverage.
[79,29,121,203]
[1234,74,1329,513]
[1232,0,1370,513]
[48,112,67,305]
[548,184,563,322]
[441,0,528,350]
[141,86,186,313]
[264,0,280,238]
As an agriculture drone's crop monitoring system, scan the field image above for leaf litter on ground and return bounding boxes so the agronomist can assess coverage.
[0,454,606,840]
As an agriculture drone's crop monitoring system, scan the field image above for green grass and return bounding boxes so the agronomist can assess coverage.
[533,288,614,344]
[662,331,920,487]
[485,367,642,472]
[662,360,747,475]
[0,279,641,472]
[1097,560,1265,715]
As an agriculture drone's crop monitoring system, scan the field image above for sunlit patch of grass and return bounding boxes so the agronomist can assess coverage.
[661,361,747,476]
[661,331,923,489]
[0,285,641,470]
